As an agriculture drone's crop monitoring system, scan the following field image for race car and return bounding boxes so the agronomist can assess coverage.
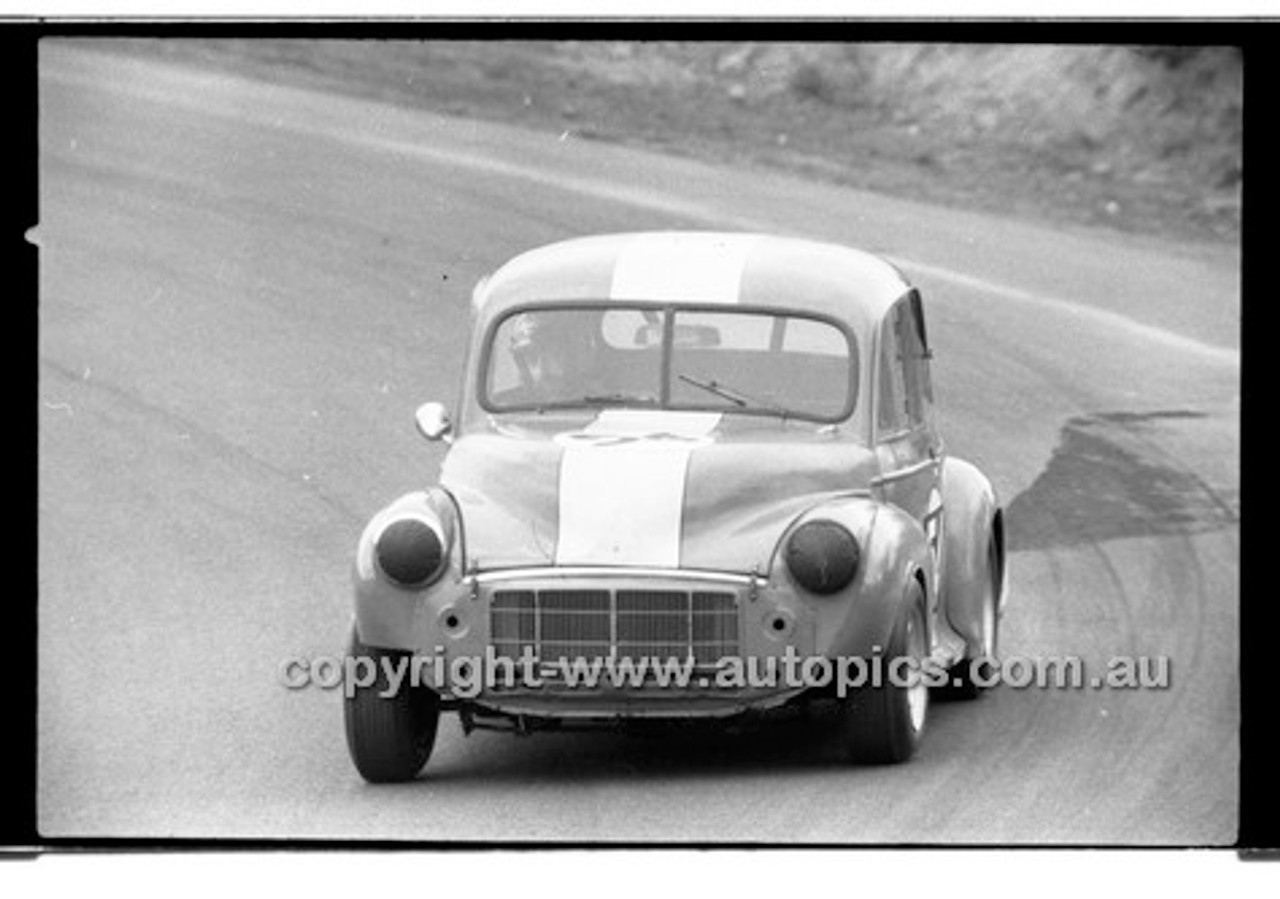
[344,231,1006,782]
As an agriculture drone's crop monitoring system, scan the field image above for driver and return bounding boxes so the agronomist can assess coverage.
[508,310,599,402]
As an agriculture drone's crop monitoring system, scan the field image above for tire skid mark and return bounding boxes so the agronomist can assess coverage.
[1111,530,1235,842]
[1005,406,1234,794]
[979,407,1236,840]
[1014,409,1233,829]
[1085,539,1139,656]
[1006,410,1238,553]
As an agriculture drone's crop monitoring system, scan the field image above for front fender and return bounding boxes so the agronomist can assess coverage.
[939,456,1004,656]
[352,488,467,651]
[766,496,935,661]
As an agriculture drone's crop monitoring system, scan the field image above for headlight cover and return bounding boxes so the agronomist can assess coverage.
[785,520,860,595]
[374,517,447,588]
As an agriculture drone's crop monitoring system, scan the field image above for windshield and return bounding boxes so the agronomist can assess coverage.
[482,304,858,422]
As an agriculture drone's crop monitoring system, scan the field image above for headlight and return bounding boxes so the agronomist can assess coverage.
[374,517,446,588]
[785,520,859,595]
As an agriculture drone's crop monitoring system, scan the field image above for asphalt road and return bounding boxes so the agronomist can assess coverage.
[37,41,1241,844]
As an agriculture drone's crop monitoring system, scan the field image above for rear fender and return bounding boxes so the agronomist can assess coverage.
[939,456,1004,656]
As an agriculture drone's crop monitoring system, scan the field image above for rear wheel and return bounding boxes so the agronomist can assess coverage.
[844,583,929,764]
[343,627,440,783]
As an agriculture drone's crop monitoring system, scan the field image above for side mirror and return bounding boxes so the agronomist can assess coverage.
[414,402,453,443]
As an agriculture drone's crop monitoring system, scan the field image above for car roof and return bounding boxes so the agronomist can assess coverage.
[472,232,913,332]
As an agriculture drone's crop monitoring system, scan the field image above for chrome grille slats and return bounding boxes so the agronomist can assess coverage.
[691,591,739,666]
[486,582,741,687]
[490,589,536,660]
[538,588,611,662]
[616,589,691,662]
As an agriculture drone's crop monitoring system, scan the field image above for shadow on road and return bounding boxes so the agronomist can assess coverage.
[385,698,983,786]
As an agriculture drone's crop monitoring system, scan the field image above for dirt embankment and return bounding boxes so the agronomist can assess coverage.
[108,39,1242,246]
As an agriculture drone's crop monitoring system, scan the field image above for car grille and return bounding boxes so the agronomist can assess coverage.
[490,587,739,672]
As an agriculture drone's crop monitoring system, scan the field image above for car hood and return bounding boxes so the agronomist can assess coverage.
[440,410,877,573]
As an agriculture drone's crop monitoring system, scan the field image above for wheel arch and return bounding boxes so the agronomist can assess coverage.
[806,496,936,660]
[939,455,1003,656]
[353,487,466,651]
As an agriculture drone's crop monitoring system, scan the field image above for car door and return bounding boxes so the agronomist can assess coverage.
[872,292,945,617]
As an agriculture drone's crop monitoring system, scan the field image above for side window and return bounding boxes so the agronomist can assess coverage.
[900,293,933,418]
[898,305,922,424]
[880,297,933,435]
[878,311,906,434]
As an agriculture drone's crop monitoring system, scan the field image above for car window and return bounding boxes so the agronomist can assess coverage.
[782,317,849,355]
[878,310,907,433]
[906,292,934,404]
[668,310,854,420]
[898,295,932,418]
[485,307,662,408]
[879,297,936,434]
[599,308,658,349]
[675,310,774,350]
[483,304,857,424]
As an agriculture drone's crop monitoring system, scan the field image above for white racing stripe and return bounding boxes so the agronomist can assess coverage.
[555,411,722,567]
[554,234,754,565]
[580,409,724,439]
[609,232,760,304]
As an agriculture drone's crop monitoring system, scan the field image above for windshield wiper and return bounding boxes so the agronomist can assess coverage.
[677,373,791,418]
[677,374,748,407]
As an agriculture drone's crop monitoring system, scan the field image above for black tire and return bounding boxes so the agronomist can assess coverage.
[944,539,1001,701]
[343,627,440,783]
[844,583,929,764]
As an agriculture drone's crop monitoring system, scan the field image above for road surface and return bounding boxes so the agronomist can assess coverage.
[37,41,1240,844]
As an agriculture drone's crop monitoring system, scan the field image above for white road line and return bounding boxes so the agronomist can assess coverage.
[381,138,1240,367]
[47,48,1240,369]
[882,256,1241,367]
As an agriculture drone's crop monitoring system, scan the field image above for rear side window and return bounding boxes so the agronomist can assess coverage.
[879,295,933,434]
[898,295,932,421]
[878,310,907,433]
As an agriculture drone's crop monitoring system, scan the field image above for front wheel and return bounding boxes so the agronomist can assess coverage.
[843,583,929,764]
[343,626,440,783]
